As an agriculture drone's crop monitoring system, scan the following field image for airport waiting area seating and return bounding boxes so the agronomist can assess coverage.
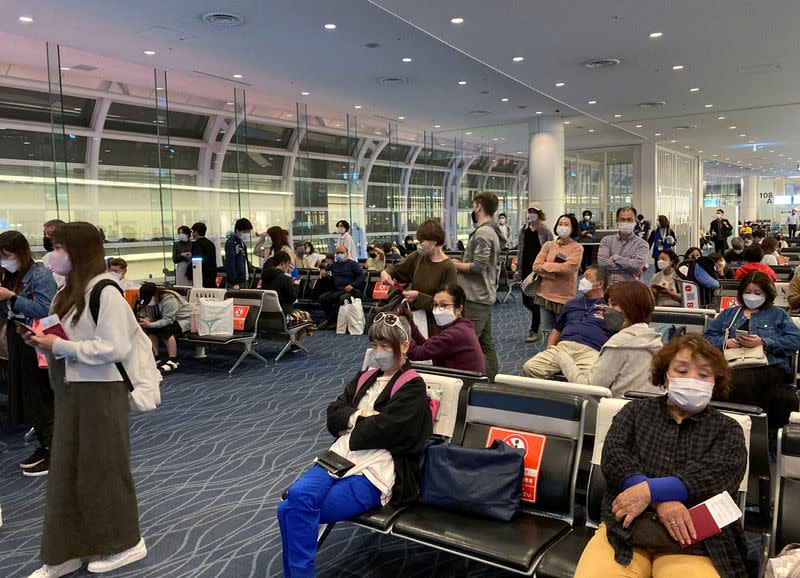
[772,421,800,557]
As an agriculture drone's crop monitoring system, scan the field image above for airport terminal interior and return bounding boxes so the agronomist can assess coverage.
[1,1,800,577]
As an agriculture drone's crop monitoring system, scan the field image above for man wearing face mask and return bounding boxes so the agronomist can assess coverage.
[451,192,504,379]
[574,335,748,578]
[708,209,734,253]
[496,213,513,247]
[787,208,799,239]
[318,246,365,330]
[224,218,253,289]
[190,222,220,288]
[522,266,614,380]
[515,201,554,342]
[723,237,745,267]
[598,206,649,285]
[41,218,66,287]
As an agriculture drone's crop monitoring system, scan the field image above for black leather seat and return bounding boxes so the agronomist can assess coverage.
[774,425,800,553]
[534,526,595,578]
[351,504,406,532]
[392,505,569,572]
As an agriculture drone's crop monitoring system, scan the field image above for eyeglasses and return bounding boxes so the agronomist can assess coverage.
[374,312,409,341]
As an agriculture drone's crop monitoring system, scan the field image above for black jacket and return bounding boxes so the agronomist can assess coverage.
[191,237,219,288]
[327,361,432,505]
[261,267,297,314]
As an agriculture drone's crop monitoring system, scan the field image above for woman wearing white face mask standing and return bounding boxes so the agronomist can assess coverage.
[704,271,800,429]
[402,282,485,373]
[171,225,193,286]
[532,214,584,340]
[574,335,748,578]
[0,230,57,477]
[335,219,358,262]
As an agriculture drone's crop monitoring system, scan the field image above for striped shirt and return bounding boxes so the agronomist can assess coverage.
[597,233,649,285]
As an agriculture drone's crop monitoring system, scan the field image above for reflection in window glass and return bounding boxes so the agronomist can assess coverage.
[302,131,357,156]
[222,149,284,176]
[105,103,209,139]
[0,129,86,163]
[0,86,94,127]
[99,139,199,170]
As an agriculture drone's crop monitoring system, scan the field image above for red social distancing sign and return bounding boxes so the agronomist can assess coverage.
[719,296,739,310]
[486,426,547,503]
[233,305,250,331]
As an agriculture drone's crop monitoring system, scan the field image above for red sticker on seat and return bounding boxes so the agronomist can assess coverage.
[486,426,547,503]
[233,305,250,331]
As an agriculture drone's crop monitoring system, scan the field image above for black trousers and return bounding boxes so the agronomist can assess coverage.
[730,365,799,428]
[713,239,728,253]
[319,289,363,322]
[522,294,540,332]
[789,224,797,238]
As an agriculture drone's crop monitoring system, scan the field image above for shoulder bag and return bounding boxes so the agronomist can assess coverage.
[722,307,768,368]
[522,240,552,297]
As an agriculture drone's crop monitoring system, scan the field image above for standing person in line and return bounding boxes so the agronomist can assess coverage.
[190,222,219,288]
[532,214,584,339]
[497,212,513,248]
[515,201,553,343]
[578,209,596,273]
[172,225,193,286]
[41,219,66,288]
[598,206,649,285]
[335,220,358,262]
[22,222,157,577]
[634,213,651,241]
[787,208,799,238]
[0,231,57,477]
[647,215,676,272]
[452,192,503,380]
[709,209,734,253]
[224,218,253,289]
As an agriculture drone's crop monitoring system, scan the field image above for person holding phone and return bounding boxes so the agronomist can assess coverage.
[650,250,682,307]
[0,230,57,476]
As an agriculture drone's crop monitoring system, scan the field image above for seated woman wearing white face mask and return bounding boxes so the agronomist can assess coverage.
[574,335,748,578]
[401,282,485,374]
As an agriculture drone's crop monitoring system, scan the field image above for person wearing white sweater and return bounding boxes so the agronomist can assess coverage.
[22,222,158,578]
[559,280,663,397]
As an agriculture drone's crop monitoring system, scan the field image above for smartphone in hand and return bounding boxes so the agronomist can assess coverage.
[12,320,36,334]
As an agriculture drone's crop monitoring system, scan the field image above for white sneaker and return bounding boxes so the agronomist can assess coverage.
[27,559,81,578]
[87,538,147,573]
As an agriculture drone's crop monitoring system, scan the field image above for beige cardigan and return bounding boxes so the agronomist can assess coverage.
[533,239,584,305]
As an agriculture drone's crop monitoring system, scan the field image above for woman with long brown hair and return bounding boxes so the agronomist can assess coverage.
[22,222,157,577]
[0,230,56,476]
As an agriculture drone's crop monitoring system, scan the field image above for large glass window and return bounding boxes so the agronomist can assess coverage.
[105,103,208,139]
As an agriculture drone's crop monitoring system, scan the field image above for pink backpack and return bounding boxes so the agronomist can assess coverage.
[355,368,439,422]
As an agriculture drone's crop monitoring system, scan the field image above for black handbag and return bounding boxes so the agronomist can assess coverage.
[418,438,525,521]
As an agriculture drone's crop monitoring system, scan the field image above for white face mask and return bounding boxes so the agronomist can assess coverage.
[178,233,189,242]
[618,222,636,235]
[584,215,591,221]
[498,218,506,225]
[556,225,572,239]
[742,293,766,309]
[48,250,72,276]
[109,271,122,281]
[657,259,670,271]
[528,212,538,223]
[338,227,346,235]
[147,298,157,306]
[578,277,594,294]
[372,349,397,372]
[433,306,457,326]
[1,257,18,273]
[667,376,715,413]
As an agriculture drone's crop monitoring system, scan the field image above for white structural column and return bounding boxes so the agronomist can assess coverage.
[742,175,757,222]
[528,116,565,221]
[634,142,657,222]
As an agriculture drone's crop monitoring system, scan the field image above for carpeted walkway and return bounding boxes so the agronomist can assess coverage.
[0,290,544,578]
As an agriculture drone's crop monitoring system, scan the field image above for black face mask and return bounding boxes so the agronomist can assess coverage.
[43,237,54,252]
[604,309,625,332]
[470,211,478,225]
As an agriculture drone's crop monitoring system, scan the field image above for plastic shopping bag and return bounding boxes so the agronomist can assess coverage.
[336,299,351,334]
[197,298,234,336]
[348,297,365,335]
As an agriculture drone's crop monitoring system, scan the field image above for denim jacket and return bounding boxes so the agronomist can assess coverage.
[2,262,57,322]
[705,305,800,374]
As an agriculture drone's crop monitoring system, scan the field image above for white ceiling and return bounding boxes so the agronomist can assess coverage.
[0,0,798,174]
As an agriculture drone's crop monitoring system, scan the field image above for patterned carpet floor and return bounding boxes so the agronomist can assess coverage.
[0,290,544,578]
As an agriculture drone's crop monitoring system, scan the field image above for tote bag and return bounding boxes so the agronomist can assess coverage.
[197,298,234,336]
[723,308,768,368]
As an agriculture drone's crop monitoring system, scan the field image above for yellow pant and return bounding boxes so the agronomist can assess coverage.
[574,524,720,578]
[522,341,599,379]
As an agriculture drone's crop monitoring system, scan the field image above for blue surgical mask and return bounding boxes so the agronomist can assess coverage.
[335,253,346,262]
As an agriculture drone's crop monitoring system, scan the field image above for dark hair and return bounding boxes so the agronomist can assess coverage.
[266,250,291,269]
[582,210,592,218]
[107,257,128,269]
[684,247,702,260]
[498,212,508,219]
[0,231,34,292]
[404,235,414,243]
[266,226,289,254]
[651,335,732,400]
[658,249,679,267]
[234,218,253,233]
[585,265,609,289]
[707,252,724,264]
[417,219,446,246]
[336,220,350,232]
[761,237,778,255]
[737,271,776,309]
[382,243,393,253]
[43,219,65,230]
[741,245,764,263]
[753,229,766,239]
[139,281,157,304]
[474,192,499,216]
[615,206,638,219]
[716,209,725,214]
[52,222,107,325]
[436,282,466,310]
[605,280,655,325]
[657,215,670,228]
[554,214,580,238]
[177,225,191,236]
[191,222,207,236]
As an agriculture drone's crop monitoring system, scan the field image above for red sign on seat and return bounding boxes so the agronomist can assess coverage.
[486,426,547,503]
[233,305,250,331]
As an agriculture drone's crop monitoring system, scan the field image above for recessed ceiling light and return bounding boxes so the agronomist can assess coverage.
[614,114,622,118]
[144,50,156,55]
[353,105,362,109]
[555,82,565,87]
[434,124,441,128]
[649,32,663,38]
[672,65,684,70]
[684,145,690,149]
[655,132,662,136]
[769,150,775,153]
[19,16,33,23]
[301,91,310,96]
[458,80,467,85]
[501,97,509,102]
[402,57,413,63]
[155,87,164,91]
[450,17,464,24]
[670,139,677,143]
[512,56,525,62]
[60,67,70,71]
[698,150,704,153]
[226,102,234,105]
[690,88,700,92]
[323,23,336,30]
[587,100,597,104]
[717,116,726,120]
[704,104,713,108]
[725,157,730,160]
[729,126,737,129]
[398,116,405,120]
[232,74,243,78]
[739,134,746,137]
[517,151,523,154]
[287,114,293,118]
[465,131,472,135]
[492,137,499,141]
[780,154,785,157]
[588,129,595,133]
[23,141,30,145]
[535,111,542,115]
[563,121,571,125]
[635,124,643,128]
